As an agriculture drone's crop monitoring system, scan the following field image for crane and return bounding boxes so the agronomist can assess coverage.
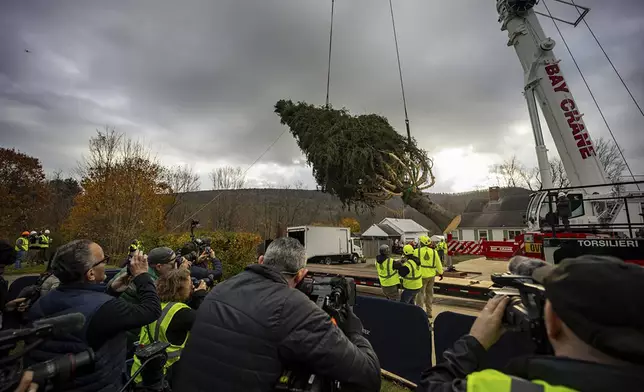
[496,0,643,236]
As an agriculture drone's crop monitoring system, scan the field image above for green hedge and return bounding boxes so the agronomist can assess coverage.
[142,230,262,280]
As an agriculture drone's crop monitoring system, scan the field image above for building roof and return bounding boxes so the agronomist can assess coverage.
[380,218,428,234]
[362,223,400,238]
[459,190,532,229]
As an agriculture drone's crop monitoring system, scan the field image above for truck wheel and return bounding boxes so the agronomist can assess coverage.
[351,254,358,264]
[324,257,332,265]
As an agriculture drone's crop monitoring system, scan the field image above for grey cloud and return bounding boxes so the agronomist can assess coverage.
[0,0,643,192]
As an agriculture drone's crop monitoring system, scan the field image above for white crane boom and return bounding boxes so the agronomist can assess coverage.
[496,0,609,189]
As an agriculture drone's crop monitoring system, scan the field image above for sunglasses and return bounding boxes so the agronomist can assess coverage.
[90,255,110,269]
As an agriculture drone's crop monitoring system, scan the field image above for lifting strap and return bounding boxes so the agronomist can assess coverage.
[325,0,335,108]
[325,0,414,148]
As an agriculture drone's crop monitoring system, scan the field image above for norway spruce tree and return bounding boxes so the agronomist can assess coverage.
[274,99,461,233]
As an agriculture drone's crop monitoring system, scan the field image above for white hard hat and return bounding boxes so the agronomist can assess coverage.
[44,229,50,234]
[30,231,37,235]
[558,192,566,198]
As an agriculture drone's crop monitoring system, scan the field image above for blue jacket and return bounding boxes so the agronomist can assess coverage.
[28,283,127,392]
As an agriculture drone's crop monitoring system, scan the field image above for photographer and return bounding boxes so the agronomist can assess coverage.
[131,268,207,388]
[179,242,223,282]
[193,247,223,280]
[417,255,644,391]
[26,240,161,392]
[1,240,30,330]
[175,237,381,392]
[108,246,181,351]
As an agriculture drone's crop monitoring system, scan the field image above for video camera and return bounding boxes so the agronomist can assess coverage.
[297,275,356,315]
[120,341,170,392]
[273,276,356,392]
[0,313,94,392]
[489,274,552,355]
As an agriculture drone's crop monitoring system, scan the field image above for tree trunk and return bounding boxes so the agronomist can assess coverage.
[405,191,461,234]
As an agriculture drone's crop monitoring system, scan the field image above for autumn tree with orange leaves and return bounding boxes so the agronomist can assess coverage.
[339,217,361,233]
[0,148,47,238]
[63,128,172,254]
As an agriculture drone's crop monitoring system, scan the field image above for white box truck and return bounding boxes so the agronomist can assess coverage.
[287,226,364,264]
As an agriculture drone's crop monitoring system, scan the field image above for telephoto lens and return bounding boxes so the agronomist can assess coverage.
[29,349,95,384]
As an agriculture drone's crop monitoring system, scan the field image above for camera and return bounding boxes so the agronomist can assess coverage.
[274,276,356,392]
[0,313,94,392]
[191,274,215,289]
[297,276,356,314]
[489,274,552,354]
[122,341,171,392]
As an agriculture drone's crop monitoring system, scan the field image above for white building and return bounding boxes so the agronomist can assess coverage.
[362,218,429,243]
[449,187,531,242]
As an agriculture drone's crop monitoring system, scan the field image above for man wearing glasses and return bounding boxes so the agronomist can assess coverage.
[27,239,161,392]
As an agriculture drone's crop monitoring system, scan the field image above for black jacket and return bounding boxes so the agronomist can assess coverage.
[417,335,644,392]
[175,264,381,392]
[556,197,571,217]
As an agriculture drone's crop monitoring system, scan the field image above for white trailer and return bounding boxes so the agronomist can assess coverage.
[287,226,364,264]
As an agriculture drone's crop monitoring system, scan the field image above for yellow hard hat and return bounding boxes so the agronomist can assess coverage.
[419,236,430,245]
[403,244,414,255]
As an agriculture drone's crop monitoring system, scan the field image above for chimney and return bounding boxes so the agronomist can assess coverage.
[488,186,500,203]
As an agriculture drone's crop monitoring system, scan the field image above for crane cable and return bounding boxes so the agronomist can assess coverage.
[541,0,640,190]
[569,0,644,118]
[388,0,412,147]
[325,0,335,108]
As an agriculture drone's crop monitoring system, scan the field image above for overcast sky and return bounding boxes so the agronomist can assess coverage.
[1,0,643,193]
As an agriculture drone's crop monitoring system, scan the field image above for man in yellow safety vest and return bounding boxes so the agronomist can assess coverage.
[414,236,443,318]
[14,231,29,269]
[39,229,52,262]
[375,244,400,300]
[396,244,423,304]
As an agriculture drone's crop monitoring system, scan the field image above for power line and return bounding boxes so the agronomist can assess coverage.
[325,0,335,108]
[541,0,639,189]
[569,0,644,118]
[170,127,290,232]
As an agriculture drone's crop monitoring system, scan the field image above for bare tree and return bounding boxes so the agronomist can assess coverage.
[162,165,201,220]
[518,166,540,191]
[491,156,526,188]
[210,166,246,190]
[594,137,627,183]
[548,158,571,188]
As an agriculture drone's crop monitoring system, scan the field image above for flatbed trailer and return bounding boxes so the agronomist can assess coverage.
[306,264,493,301]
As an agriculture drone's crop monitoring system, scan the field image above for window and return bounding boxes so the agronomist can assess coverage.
[451,230,460,241]
[568,193,585,218]
[476,230,489,241]
[504,230,522,240]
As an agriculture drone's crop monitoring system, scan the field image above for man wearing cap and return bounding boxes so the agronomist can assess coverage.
[417,255,644,391]
[108,246,182,350]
